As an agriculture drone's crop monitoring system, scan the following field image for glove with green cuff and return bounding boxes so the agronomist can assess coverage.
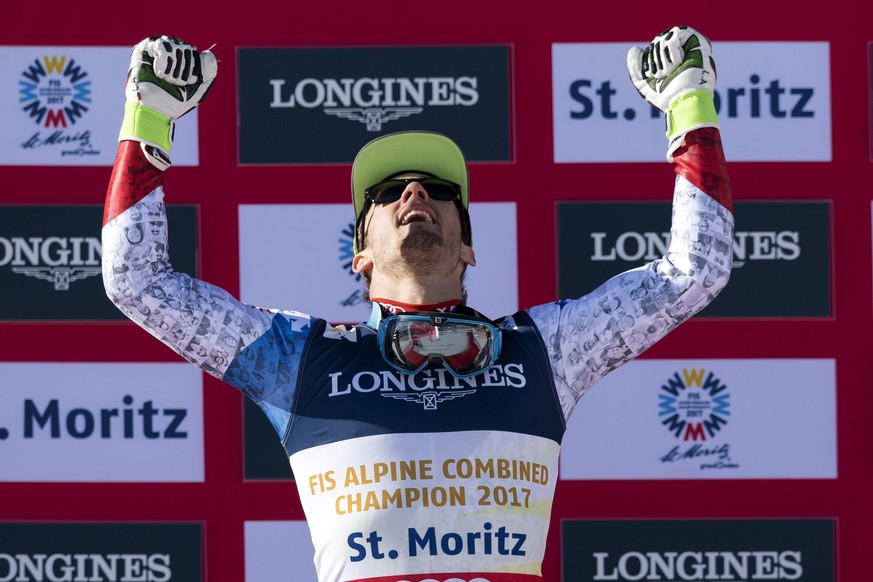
[119,36,217,170]
[627,26,718,161]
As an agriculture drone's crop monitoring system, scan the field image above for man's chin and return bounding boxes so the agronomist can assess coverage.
[400,230,443,253]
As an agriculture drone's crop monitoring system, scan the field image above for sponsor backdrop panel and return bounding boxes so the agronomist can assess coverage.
[238,202,518,323]
[0,362,204,482]
[238,46,511,164]
[553,42,831,163]
[244,396,294,480]
[557,201,831,318]
[869,42,873,160]
[0,523,202,581]
[0,205,197,321]
[561,519,835,582]
[245,521,317,582]
[0,47,201,166]
[3,5,872,582]
[559,359,836,479]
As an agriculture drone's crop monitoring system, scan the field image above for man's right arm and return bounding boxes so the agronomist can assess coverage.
[102,140,276,379]
[101,38,311,436]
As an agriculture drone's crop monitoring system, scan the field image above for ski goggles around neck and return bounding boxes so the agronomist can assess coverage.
[377,311,502,379]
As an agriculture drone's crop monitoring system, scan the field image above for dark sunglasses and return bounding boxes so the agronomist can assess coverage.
[364,177,461,205]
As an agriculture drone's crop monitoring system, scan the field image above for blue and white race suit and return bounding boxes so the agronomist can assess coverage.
[102,128,733,582]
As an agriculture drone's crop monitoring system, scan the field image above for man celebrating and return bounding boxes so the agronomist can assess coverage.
[103,26,732,582]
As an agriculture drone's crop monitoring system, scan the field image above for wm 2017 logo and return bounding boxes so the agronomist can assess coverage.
[338,221,366,309]
[658,368,731,441]
[19,54,91,128]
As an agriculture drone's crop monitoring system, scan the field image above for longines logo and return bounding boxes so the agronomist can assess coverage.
[0,235,102,290]
[0,523,202,582]
[238,46,510,164]
[591,550,803,581]
[563,519,834,582]
[269,76,479,131]
[0,205,197,322]
[557,201,831,318]
[657,367,739,471]
[590,229,800,268]
[383,389,477,410]
[329,364,526,411]
[0,553,172,581]
[18,53,99,157]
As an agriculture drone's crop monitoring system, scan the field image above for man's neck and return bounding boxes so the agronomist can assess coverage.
[372,297,460,314]
[367,269,463,307]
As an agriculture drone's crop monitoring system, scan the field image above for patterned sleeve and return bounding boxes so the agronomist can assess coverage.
[528,128,734,421]
[101,142,312,435]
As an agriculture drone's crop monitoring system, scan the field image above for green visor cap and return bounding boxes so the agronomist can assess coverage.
[351,131,470,222]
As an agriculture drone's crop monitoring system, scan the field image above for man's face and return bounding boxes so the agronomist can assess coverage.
[356,173,470,276]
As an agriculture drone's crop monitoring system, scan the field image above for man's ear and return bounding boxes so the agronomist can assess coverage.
[460,244,476,267]
[352,251,374,274]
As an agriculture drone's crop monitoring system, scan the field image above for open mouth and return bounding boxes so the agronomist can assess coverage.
[399,209,434,226]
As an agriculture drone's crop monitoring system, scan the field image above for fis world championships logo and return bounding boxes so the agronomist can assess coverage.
[19,53,97,156]
[338,221,365,308]
[657,368,739,471]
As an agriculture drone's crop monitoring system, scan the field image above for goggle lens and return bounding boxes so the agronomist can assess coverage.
[378,314,501,379]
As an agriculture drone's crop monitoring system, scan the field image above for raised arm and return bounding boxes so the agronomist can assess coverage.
[529,26,734,419]
[101,39,309,435]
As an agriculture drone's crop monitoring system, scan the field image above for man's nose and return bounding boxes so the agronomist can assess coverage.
[400,182,430,203]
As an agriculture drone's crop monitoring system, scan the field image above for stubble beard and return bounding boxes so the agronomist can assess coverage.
[398,230,446,274]
[372,229,455,279]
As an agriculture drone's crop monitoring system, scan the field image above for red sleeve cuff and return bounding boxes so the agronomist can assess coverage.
[672,127,733,214]
[103,141,164,226]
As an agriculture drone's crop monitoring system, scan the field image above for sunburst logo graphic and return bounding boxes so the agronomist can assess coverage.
[338,221,361,282]
[338,220,367,309]
[19,54,91,128]
[658,368,731,441]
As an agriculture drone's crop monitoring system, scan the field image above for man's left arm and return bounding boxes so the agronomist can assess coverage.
[527,26,734,419]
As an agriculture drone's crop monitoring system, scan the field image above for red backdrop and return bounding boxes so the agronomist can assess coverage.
[3,2,870,580]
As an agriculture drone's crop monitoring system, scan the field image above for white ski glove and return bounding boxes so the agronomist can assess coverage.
[119,36,217,169]
[627,26,719,161]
